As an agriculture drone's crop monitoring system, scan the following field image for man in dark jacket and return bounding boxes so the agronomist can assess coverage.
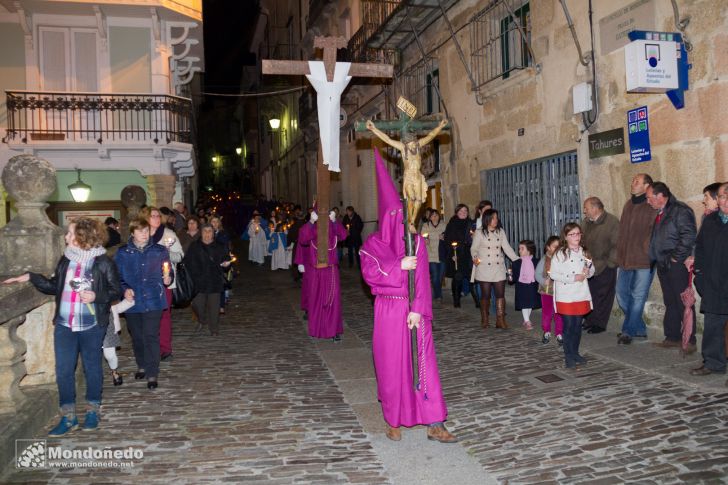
[691,182,728,379]
[581,197,620,333]
[647,182,697,350]
[342,206,364,268]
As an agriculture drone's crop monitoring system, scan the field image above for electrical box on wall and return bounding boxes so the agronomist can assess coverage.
[572,82,593,114]
[625,39,679,93]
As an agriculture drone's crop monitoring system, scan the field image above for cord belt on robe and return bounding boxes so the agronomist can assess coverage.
[376,295,429,399]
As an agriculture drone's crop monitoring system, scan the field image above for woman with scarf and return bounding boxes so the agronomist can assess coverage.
[115,218,173,389]
[470,209,519,329]
[444,204,475,308]
[509,239,541,330]
[3,217,121,435]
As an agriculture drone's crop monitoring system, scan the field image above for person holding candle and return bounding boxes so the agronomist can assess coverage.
[3,217,121,434]
[115,218,173,389]
[421,209,447,307]
[470,209,519,329]
[245,211,268,265]
[342,206,364,269]
[141,206,183,361]
[549,222,595,370]
[444,204,474,308]
[183,224,232,336]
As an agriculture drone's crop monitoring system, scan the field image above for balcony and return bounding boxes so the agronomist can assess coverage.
[347,23,399,66]
[362,0,460,52]
[4,91,192,145]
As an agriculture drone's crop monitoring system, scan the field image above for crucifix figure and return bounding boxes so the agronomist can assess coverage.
[263,36,393,266]
[356,99,449,231]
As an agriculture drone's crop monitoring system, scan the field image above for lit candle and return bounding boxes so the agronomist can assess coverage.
[346,224,351,231]
[229,254,237,263]
[162,261,171,278]
[451,242,458,271]
[422,232,429,239]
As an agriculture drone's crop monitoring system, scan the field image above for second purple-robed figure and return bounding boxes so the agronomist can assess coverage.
[297,216,347,339]
[359,148,456,442]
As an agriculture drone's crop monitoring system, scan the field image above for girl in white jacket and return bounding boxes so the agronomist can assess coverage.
[549,223,595,369]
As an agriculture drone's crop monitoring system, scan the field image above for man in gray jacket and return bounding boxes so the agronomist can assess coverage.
[647,182,697,350]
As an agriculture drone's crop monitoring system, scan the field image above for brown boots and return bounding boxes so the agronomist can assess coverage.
[495,298,508,329]
[480,299,490,328]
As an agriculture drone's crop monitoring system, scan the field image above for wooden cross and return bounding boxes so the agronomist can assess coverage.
[354,112,449,144]
[262,36,393,266]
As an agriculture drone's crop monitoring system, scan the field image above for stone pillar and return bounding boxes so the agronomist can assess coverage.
[0,154,63,414]
[0,155,64,276]
[146,174,176,209]
[119,185,147,241]
[17,302,57,386]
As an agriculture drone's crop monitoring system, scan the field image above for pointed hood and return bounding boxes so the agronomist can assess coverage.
[362,148,405,256]
[375,147,402,224]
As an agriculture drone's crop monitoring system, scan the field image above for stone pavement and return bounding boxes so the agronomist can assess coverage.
[4,258,728,484]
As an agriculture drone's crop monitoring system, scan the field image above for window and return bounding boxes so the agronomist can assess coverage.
[483,151,580,255]
[39,27,99,92]
[470,0,532,88]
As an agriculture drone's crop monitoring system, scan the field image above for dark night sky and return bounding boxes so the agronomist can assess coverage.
[203,0,260,92]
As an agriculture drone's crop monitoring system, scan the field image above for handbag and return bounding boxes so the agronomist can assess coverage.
[172,261,196,305]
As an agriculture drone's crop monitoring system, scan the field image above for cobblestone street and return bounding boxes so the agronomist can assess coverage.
[5,258,728,484]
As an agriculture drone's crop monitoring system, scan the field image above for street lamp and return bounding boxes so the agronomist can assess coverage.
[211,156,218,163]
[269,118,281,130]
[68,169,91,203]
[235,147,242,155]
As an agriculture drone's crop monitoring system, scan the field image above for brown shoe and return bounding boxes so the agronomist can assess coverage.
[495,298,508,329]
[427,424,458,443]
[652,339,681,348]
[690,365,712,376]
[683,343,697,354]
[386,426,401,441]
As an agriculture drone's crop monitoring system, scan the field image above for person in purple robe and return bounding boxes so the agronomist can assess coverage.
[359,148,457,443]
[294,220,314,318]
[297,210,348,340]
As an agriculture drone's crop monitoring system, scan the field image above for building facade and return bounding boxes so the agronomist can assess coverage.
[269,0,727,327]
[0,0,204,226]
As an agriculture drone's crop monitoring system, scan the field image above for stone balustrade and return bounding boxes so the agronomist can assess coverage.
[0,154,64,475]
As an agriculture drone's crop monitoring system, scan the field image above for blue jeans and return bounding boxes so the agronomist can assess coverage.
[562,315,584,367]
[616,268,654,338]
[429,262,444,299]
[54,323,106,411]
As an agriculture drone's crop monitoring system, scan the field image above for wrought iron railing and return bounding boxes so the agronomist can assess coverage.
[346,24,399,66]
[4,91,192,144]
[362,0,401,27]
[470,0,533,89]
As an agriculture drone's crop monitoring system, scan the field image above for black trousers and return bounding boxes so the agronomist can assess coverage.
[584,266,617,330]
[126,310,162,378]
[702,313,728,372]
[657,263,696,344]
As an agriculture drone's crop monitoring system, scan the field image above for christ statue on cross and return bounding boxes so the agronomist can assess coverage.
[366,117,449,230]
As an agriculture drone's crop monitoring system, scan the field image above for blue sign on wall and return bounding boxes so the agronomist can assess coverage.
[627,106,651,163]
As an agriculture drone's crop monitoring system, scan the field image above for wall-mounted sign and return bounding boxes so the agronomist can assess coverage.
[599,0,656,55]
[588,128,625,159]
[627,106,651,163]
[625,38,679,93]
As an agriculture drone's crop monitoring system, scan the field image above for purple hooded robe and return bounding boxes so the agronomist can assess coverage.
[294,222,314,313]
[359,148,448,427]
[297,218,348,338]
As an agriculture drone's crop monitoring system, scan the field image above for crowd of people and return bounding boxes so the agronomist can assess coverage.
[417,175,728,378]
[2,200,236,436]
[3,174,726,440]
